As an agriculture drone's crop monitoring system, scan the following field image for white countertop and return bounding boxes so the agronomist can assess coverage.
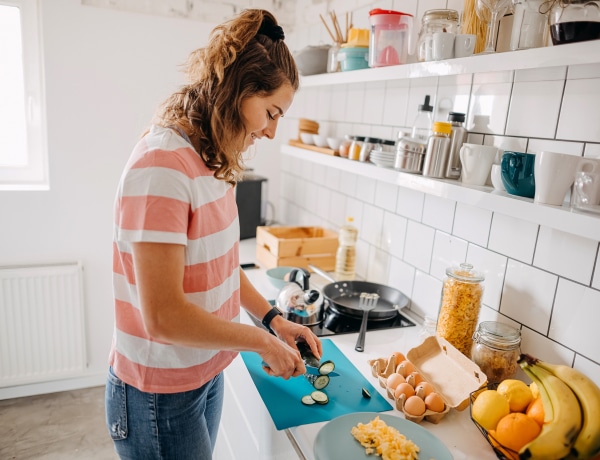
[240,253,498,460]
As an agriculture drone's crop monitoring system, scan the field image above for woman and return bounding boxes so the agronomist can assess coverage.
[105,9,322,459]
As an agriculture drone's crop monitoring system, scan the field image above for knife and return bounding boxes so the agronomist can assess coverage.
[261,361,340,377]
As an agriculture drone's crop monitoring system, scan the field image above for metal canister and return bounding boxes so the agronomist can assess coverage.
[422,121,452,178]
[394,137,426,173]
[445,112,468,179]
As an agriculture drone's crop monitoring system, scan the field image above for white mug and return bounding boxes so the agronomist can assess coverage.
[490,164,506,191]
[579,157,600,174]
[454,34,476,58]
[460,143,500,186]
[534,151,581,206]
[571,171,600,214]
[432,32,455,61]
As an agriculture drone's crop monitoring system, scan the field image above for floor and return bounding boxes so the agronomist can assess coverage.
[0,386,118,459]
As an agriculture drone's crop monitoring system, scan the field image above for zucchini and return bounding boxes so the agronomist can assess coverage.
[318,360,336,375]
[310,390,329,405]
[362,387,371,399]
[296,341,320,369]
[305,373,330,390]
[301,394,316,405]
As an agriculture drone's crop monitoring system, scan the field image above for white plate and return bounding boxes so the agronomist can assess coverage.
[314,412,453,460]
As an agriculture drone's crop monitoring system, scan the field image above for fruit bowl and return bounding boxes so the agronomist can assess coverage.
[470,384,519,460]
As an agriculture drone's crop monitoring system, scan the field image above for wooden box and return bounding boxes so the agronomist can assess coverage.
[255,226,338,271]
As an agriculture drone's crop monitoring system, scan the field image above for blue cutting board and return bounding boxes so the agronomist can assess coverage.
[240,339,392,430]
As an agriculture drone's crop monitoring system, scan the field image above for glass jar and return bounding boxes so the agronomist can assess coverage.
[417,9,460,62]
[359,137,381,162]
[510,0,550,50]
[549,0,600,45]
[436,262,484,358]
[472,321,521,383]
[348,136,366,161]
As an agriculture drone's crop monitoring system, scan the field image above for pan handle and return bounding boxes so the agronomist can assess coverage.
[307,264,336,283]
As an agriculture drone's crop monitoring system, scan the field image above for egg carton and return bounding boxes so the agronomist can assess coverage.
[369,335,488,424]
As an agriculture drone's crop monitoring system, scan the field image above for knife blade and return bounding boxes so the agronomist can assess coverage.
[261,361,340,377]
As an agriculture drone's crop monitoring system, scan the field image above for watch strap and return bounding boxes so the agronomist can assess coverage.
[261,306,282,334]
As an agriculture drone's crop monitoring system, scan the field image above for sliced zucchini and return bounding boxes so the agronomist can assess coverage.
[305,373,330,390]
[301,394,316,405]
[318,360,336,375]
[296,341,320,368]
[310,390,329,405]
[362,387,371,399]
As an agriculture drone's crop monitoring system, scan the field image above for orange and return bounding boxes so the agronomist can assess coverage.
[488,430,519,460]
[495,412,541,452]
[526,397,545,427]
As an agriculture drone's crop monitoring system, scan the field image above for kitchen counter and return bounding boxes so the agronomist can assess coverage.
[229,242,498,460]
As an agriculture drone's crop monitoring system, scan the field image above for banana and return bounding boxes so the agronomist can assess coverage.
[519,357,583,459]
[535,358,600,459]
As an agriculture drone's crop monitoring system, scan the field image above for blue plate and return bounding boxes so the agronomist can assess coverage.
[314,412,453,460]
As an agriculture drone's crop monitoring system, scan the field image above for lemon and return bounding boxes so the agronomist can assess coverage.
[497,379,533,413]
[472,389,511,431]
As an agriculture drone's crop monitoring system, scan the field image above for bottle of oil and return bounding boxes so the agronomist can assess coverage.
[335,217,358,280]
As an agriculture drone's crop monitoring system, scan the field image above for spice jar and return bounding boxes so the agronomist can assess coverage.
[472,321,521,383]
[436,262,484,358]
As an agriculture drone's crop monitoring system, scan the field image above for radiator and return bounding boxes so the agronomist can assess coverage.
[0,262,87,387]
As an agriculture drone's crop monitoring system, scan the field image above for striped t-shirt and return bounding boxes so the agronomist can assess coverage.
[109,125,240,393]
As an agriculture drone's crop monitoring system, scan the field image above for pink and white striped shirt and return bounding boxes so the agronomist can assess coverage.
[109,125,240,393]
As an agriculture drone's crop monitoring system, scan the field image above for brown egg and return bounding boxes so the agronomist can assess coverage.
[394,382,415,401]
[415,381,435,398]
[425,392,445,413]
[406,371,425,388]
[404,395,426,416]
[386,372,406,391]
[391,351,406,364]
[396,360,416,377]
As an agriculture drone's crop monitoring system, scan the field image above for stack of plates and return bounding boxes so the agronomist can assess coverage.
[369,149,396,168]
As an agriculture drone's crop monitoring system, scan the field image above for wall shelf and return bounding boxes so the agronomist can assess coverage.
[300,41,600,87]
[282,144,600,241]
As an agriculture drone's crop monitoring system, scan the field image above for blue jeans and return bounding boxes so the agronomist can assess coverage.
[105,367,224,460]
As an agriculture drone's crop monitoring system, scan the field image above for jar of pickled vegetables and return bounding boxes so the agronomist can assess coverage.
[471,321,521,383]
[436,262,484,358]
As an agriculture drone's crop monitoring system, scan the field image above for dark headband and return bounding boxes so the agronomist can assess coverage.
[258,22,285,41]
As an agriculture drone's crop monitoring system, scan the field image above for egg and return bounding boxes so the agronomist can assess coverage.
[396,360,416,377]
[415,381,435,398]
[386,372,406,391]
[391,351,406,364]
[404,395,426,417]
[425,392,445,413]
[406,371,425,388]
[394,382,415,401]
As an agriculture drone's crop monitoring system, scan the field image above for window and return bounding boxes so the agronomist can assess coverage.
[0,0,48,190]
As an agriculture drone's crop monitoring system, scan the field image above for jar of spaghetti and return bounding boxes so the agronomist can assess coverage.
[472,321,521,383]
[436,262,484,358]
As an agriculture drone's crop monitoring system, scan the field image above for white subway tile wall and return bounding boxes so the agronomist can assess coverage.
[278,56,600,382]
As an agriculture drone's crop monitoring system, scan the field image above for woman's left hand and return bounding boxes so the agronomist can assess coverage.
[270,316,322,361]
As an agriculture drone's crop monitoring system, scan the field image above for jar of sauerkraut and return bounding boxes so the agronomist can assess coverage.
[436,263,484,358]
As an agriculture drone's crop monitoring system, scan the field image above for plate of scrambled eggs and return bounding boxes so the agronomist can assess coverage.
[314,412,452,460]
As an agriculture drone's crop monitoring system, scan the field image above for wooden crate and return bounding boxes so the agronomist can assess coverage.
[255,226,338,270]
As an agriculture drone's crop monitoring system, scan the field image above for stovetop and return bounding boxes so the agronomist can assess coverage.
[251,300,416,337]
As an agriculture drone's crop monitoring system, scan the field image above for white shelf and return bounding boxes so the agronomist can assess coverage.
[300,41,600,87]
[282,144,600,241]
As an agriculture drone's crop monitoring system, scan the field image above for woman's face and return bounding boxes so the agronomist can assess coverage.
[240,83,295,150]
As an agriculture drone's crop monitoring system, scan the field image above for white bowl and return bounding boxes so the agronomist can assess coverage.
[326,137,342,151]
[300,132,315,145]
[313,134,329,148]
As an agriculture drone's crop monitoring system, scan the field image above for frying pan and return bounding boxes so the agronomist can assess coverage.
[308,265,409,321]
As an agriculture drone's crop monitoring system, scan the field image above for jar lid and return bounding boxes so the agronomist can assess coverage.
[432,121,452,135]
[422,9,460,23]
[380,139,396,146]
[473,321,521,350]
[364,137,382,143]
[448,112,466,123]
[369,8,413,17]
[446,262,485,282]
[354,136,366,141]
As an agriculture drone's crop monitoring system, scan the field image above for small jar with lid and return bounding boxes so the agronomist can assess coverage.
[436,262,484,358]
[374,139,396,154]
[359,137,381,162]
[417,9,460,62]
[348,136,365,161]
[472,321,521,383]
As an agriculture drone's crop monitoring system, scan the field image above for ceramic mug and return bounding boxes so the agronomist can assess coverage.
[571,171,600,214]
[490,164,506,191]
[579,157,600,174]
[454,34,476,58]
[460,143,499,186]
[501,151,536,198]
[534,151,581,206]
[432,32,455,60]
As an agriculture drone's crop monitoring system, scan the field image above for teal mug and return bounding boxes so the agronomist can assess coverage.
[501,151,536,198]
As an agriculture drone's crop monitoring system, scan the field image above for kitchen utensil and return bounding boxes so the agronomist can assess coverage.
[313,412,453,460]
[550,0,600,45]
[534,151,581,205]
[454,34,477,58]
[293,45,330,76]
[309,264,409,321]
[276,268,322,326]
[475,0,512,54]
[571,170,600,214]
[460,143,499,186]
[394,136,427,173]
[240,339,392,430]
[501,151,536,198]
[260,361,340,378]
[266,266,296,289]
[417,9,460,61]
[432,32,455,60]
[337,46,369,71]
[510,0,549,50]
[368,9,415,67]
[355,293,379,352]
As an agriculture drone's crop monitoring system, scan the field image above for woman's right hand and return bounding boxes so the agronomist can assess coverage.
[259,333,306,379]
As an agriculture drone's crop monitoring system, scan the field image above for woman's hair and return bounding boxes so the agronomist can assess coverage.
[154,9,299,184]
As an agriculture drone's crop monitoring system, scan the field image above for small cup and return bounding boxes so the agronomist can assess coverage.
[571,171,600,214]
[454,34,476,58]
[534,151,581,206]
[490,164,506,191]
[460,143,499,186]
[432,32,455,60]
[501,151,536,198]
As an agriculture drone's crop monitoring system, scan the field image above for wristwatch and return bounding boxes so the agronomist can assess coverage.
[262,306,283,334]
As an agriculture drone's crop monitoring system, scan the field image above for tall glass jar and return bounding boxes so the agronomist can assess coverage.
[417,9,460,62]
[436,263,484,357]
[471,321,521,383]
